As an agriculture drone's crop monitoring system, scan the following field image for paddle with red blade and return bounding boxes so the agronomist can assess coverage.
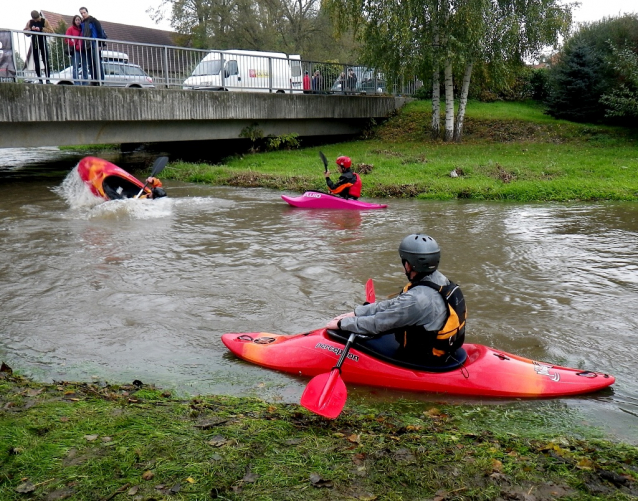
[300,279,375,419]
[365,278,375,303]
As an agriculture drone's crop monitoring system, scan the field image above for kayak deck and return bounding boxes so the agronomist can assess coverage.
[221,329,615,398]
[282,191,387,210]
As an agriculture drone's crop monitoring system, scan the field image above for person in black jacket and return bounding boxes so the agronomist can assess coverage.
[79,7,106,85]
[24,11,53,83]
[346,68,358,94]
[324,155,360,200]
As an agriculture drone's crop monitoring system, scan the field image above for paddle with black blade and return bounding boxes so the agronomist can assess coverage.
[319,151,328,173]
[300,279,376,419]
[134,156,169,199]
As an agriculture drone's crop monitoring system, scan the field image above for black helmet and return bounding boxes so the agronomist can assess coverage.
[398,234,440,274]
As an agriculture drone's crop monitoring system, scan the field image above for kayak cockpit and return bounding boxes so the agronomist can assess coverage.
[326,329,467,372]
[103,175,146,200]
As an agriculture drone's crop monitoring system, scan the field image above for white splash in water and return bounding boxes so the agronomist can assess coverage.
[53,164,104,209]
[88,197,172,220]
[53,163,173,219]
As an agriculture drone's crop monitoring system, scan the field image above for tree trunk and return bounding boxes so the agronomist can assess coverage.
[444,58,454,142]
[430,23,441,139]
[453,62,473,142]
[431,64,440,139]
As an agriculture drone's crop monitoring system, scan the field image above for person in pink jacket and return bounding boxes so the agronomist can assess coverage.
[65,15,88,85]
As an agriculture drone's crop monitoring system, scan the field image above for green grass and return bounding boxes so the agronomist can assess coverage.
[2,374,637,500]
[162,100,638,202]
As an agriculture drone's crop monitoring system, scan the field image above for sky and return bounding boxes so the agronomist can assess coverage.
[1,0,636,36]
[1,1,172,32]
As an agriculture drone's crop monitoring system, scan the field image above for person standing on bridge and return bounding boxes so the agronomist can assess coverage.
[65,15,88,85]
[303,71,311,94]
[346,68,358,94]
[79,7,106,86]
[311,70,323,94]
[324,155,361,200]
[24,11,53,84]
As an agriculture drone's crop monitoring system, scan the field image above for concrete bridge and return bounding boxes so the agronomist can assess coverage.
[0,83,408,148]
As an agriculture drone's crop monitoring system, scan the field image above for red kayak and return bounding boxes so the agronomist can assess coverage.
[282,191,387,210]
[221,328,614,398]
[77,156,152,201]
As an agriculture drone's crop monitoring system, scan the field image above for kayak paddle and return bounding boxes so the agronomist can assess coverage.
[319,151,328,172]
[300,331,355,419]
[300,278,375,419]
[134,156,169,199]
[365,278,375,303]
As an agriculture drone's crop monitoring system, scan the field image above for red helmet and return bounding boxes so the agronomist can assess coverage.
[336,156,352,168]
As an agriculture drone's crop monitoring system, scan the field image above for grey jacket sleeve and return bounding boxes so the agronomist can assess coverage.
[339,288,446,335]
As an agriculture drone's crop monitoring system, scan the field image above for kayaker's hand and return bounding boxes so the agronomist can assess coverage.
[324,170,331,178]
[326,312,355,330]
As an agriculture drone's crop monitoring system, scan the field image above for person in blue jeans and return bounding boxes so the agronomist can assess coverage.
[79,7,106,85]
[65,15,88,85]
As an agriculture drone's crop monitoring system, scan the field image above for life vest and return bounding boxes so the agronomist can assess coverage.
[398,279,466,358]
[349,173,362,198]
[328,170,359,199]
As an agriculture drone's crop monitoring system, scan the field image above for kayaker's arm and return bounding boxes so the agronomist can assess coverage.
[339,290,446,336]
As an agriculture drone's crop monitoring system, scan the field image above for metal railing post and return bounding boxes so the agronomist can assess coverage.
[163,46,170,88]
[268,56,273,93]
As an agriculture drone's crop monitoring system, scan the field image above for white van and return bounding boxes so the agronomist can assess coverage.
[183,49,302,93]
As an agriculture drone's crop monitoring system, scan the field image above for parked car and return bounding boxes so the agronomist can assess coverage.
[183,49,302,93]
[331,66,386,95]
[50,51,154,88]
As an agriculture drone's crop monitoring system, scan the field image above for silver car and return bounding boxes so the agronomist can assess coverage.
[50,56,154,88]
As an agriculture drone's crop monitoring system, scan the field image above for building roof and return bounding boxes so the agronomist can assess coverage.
[42,11,181,74]
[42,11,177,47]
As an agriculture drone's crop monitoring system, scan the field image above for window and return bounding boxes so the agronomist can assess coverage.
[225,60,238,76]
[290,60,301,77]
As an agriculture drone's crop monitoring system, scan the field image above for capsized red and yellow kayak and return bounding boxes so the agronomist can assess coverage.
[221,329,614,398]
[78,156,152,200]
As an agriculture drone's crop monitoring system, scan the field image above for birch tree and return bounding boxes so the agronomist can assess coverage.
[324,0,573,141]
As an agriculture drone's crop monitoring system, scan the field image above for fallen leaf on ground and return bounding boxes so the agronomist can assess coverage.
[309,473,333,488]
[84,434,99,441]
[142,471,154,480]
[207,435,227,447]
[15,481,36,493]
[347,434,361,444]
[243,472,259,483]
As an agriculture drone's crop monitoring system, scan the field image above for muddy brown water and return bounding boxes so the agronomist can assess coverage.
[1,148,637,443]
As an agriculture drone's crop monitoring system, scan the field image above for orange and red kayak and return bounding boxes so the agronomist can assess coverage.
[221,328,615,398]
[78,156,152,200]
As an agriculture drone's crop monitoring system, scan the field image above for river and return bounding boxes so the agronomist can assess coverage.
[1,147,637,444]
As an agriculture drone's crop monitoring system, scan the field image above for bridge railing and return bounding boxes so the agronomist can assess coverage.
[0,28,421,95]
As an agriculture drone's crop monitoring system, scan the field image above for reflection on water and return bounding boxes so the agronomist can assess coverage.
[1,148,638,444]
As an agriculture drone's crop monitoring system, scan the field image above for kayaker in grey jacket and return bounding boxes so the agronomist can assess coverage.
[326,234,466,363]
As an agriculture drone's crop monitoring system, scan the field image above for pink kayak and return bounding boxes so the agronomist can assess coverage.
[282,191,387,210]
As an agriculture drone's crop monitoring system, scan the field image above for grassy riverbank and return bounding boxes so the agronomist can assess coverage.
[1,369,637,500]
[162,100,638,202]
